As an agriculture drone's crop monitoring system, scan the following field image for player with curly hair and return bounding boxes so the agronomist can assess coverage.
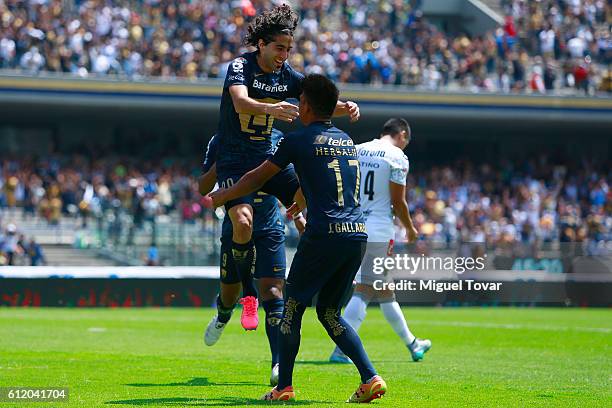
[205,3,359,386]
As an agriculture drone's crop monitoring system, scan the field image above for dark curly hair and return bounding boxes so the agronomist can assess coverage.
[244,4,299,48]
[302,74,338,118]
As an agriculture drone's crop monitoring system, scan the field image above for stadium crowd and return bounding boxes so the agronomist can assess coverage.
[405,156,611,253]
[0,0,609,93]
[1,154,609,253]
[0,156,205,228]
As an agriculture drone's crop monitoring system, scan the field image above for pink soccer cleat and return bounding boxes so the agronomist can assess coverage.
[239,296,259,330]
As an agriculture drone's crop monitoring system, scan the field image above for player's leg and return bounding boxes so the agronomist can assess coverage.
[377,290,431,361]
[262,236,328,400]
[260,277,284,385]
[254,231,286,385]
[329,284,372,363]
[344,285,373,332]
[205,241,242,346]
[330,243,381,363]
[227,200,259,329]
[228,203,257,296]
[342,243,386,332]
[316,240,379,390]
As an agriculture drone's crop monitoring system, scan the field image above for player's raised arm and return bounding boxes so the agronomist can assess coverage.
[229,85,299,123]
[198,163,217,196]
[333,100,360,122]
[199,135,221,196]
[210,160,281,208]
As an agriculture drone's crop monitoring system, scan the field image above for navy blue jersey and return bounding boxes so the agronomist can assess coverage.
[203,130,285,172]
[202,134,285,237]
[269,121,367,241]
[202,134,219,173]
[216,51,304,173]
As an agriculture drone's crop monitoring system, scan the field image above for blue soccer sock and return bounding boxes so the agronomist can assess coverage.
[216,295,235,324]
[277,297,306,389]
[317,305,377,383]
[262,298,284,367]
[231,240,257,298]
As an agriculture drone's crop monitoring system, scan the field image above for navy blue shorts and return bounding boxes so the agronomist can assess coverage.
[284,235,366,307]
[219,231,286,284]
[218,165,299,211]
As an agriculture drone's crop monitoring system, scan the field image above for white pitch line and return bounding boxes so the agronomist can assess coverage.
[409,320,612,333]
[87,327,107,332]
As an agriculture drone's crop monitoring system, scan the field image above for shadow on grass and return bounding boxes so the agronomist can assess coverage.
[126,378,259,387]
[294,360,338,366]
[296,359,407,365]
[106,397,324,406]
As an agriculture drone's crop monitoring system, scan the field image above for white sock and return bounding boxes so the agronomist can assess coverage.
[380,301,415,346]
[342,295,368,332]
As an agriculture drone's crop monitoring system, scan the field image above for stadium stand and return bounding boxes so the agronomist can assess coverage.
[0,0,609,93]
[1,152,608,266]
[405,155,610,250]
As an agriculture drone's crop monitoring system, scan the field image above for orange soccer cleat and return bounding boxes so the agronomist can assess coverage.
[347,375,387,403]
[261,386,295,401]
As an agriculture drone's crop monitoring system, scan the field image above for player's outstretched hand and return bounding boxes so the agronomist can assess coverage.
[286,202,303,218]
[407,225,418,243]
[293,214,306,235]
[345,101,360,122]
[208,190,226,208]
[268,101,299,123]
[286,188,306,217]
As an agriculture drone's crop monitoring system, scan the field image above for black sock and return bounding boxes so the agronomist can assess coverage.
[216,295,235,324]
[317,306,377,383]
[263,298,284,366]
[232,240,257,298]
[277,297,306,389]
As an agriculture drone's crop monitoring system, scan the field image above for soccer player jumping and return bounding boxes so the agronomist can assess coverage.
[329,118,432,364]
[215,4,359,330]
[198,132,305,386]
[211,74,386,403]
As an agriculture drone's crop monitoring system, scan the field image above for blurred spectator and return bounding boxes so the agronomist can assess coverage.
[145,243,159,266]
[0,223,24,265]
[27,238,46,265]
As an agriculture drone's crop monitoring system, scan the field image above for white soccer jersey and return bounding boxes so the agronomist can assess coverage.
[357,138,409,242]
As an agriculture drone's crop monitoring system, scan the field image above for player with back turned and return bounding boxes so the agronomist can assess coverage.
[329,118,432,364]
[211,74,386,403]
[214,4,359,330]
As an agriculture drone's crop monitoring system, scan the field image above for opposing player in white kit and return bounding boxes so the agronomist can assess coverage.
[329,118,432,363]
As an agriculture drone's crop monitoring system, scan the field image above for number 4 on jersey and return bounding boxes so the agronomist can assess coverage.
[364,170,375,200]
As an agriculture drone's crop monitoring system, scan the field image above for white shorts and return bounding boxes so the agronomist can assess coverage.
[355,240,394,285]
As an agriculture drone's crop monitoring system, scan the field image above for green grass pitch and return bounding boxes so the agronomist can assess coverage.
[0,307,610,407]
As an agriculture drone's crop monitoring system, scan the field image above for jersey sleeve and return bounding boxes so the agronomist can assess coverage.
[389,152,409,186]
[202,135,218,172]
[268,133,297,169]
[223,56,250,89]
[287,66,304,98]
